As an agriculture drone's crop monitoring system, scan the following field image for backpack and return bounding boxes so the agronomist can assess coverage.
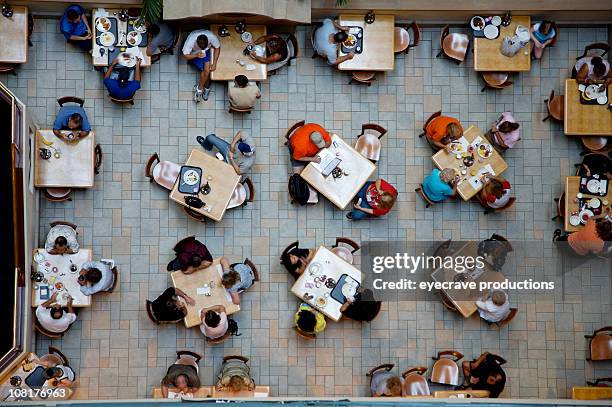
[288,174,310,205]
[227,317,241,336]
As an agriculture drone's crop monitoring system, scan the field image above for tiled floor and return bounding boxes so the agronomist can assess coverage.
[2,18,611,400]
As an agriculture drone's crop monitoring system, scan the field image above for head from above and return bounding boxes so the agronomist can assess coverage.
[43,367,63,380]
[188,254,203,269]
[196,35,209,50]
[386,376,403,396]
[204,310,221,328]
[66,8,80,23]
[538,20,553,35]
[67,113,83,130]
[281,247,310,275]
[309,131,326,149]
[234,74,249,88]
[498,121,519,133]
[491,290,507,306]
[596,218,612,240]
[83,267,102,285]
[53,236,69,254]
[221,269,241,289]
[591,56,607,77]
[440,168,457,184]
[229,375,246,392]
[333,31,348,44]
[485,370,506,397]
[378,190,396,209]
[296,309,317,333]
[149,24,161,36]
[166,295,185,314]
[486,178,509,199]
[174,374,189,391]
[117,68,131,88]
[50,305,64,320]
[237,142,254,157]
[446,122,463,140]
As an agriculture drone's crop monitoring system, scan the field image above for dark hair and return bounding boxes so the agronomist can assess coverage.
[333,31,348,43]
[149,24,161,36]
[538,20,553,35]
[189,254,202,268]
[498,121,519,133]
[84,267,102,284]
[487,179,506,199]
[268,36,288,60]
[280,247,309,276]
[117,68,130,87]
[54,236,68,248]
[486,370,506,398]
[596,218,612,241]
[66,9,79,21]
[69,113,83,127]
[196,35,209,49]
[592,56,607,77]
[296,309,317,333]
[43,367,61,380]
[235,75,249,87]
[50,305,64,320]
[204,310,221,327]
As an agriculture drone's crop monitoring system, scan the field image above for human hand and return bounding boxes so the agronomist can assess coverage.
[136,57,142,66]
[348,52,355,59]
[67,296,73,304]
[185,296,195,306]
[210,63,217,72]
[51,292,58,300]
[313,156,321,163]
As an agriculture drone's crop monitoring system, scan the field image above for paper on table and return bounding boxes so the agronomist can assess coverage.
[467,164,495,190]
[196,286,211,296]
[254,392,267,397]
[470,136,483,147]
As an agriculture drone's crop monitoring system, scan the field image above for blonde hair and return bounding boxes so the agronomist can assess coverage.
[229,376,244,392]
[440,168,456,183]
[447,122,463,139]
[379,192,396,209]
[491,290,506,306]
[387,376,403,396]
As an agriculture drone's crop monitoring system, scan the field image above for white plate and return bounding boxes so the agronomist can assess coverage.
[126,31,142,47]
[515,25,530,42]
[579,209,594,224]
[245,64,256,71]
[118,53,137,67]
[597,95,608,105]
[491,16,502,26]
[131,20,147,34]
[569,215,581,226]
[477,143,493,158]
[587,179,603,194]
[315,296,328,308]
[342,283,357,298]
[484,24,499,39]
[308,262,321,275]
[96,17,112,32]
[470,16,485,31]
[99,32,115,47]
[33,252,45,263]
[182,169,200,186]
[588,198,601,208]
[343,34,358,49]
[241,31,252,43]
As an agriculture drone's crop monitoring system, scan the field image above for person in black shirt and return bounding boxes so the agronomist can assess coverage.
[459,352,507,398]
[577,152,611,178]
[340,288,382,322]
[150,287,194,322]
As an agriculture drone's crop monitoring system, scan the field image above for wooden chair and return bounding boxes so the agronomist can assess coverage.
[493,307,518,328]
[481,72,513,92]
[43,188,73,202]
[40,346,71,367]
[244,258,260,282]
[184,207,207,222]
[430,351,463,386]
[551,192,566,222]
[349,71,376,86]
[229,105,253,114]
[145,300,183,325]
[35,318,66,339]
[354,123,387,162]
[294,326,316,340]
[207,330,232,344]
[331,237,360,265]
[286,33,299,66]
[402,367,430,396]
[394,22,421,54]
[543,89,564,122]
[57,96,84,107]
[95,144,103,174]
[476,195,516,215]
[367,364,396,395]
[549,22,559,47]
[50,220,78,231]
[176,350,202,364]
[582,137,608,152]
[439,292,458,313]
[0,63,18,76]
[227,177,255,209]
[415,185,437,208]
[585,326,612,361]
[110,96,135,105]
[576,42,610,60]
[285,120,305,146]
[223,355,249,363]
[145,153,180,190]
[108,267,119,293]
[418,110,443,151]
[310,25,320,58]
[437,25,469,64]
[586,377,612,387]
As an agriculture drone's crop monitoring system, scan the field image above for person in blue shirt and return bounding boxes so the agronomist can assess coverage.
[53,105,91,139]
[422,168,458,203]
[103,56,142,101]
[59,5,92,51]
[530,20,556,60]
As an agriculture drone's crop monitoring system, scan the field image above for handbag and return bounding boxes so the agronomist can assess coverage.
[500,35,521,57]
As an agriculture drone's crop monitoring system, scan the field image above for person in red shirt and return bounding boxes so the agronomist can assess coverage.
[425,115,463,151]
[167,236,213,274]
[347,179,398,220]
[288,123,332,168]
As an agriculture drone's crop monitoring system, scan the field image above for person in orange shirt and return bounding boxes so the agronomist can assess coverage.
[425,115,464,151]
[553,218,612,256]
[288,123,332,168]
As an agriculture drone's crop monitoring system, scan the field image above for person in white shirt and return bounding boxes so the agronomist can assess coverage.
[36,292,77,333]
[476,290,511,323]
[78,259,115,295]
[313,18,354,66]
[182,29,221,102]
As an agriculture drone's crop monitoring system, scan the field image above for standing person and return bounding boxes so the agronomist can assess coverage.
[347,178,398,220]
[146,23,175,57]
[77,259,115,295]
[312,18,355,66]
[197,130,256,176]
[228,75,261,110]
[460,352,507,398]
[200,305,228,339]
[35,293,77,334]
[486,111,520,151]
[182,29,221,102]
[220,257,255,305]
[530,20,556,59]
[167,236,213,274]
[421,168,458,203]
[216,357,256,392]
[425,115,464,151]
[103,57,142,100]
[53,105,91,139]
[59,4,92,51]
[475,290,511,323]
[369,368,402,397]
[288,123,332,168]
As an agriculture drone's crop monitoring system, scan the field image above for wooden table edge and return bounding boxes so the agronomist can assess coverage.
[564,176,573,232]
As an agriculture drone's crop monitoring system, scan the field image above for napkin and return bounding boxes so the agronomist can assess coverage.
[467,164,495,190]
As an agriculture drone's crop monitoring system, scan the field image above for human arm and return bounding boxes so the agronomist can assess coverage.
[203,304,226,314]
[253,34,276,45]
[333,52,354,65]
[494,132,509,149]
[576,64,590,84]
[229,291,241,305]
[249,51,281,64]
[134,58,142,82]
[41,292,58,308]
[66,296,74,315]
[174,287,195,306]
[211,47,220,71]
[104,60,117,79]
[332,20,349,31]
[529,28,543,48]
[82,13,92,36]
[297,155,322,163]
[353,199,375,215]
[161,383,170,398]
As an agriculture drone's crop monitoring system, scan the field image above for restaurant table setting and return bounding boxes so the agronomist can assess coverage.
[291,247,362,322]
[565,175,612,232]
[0,5,28,64]
[92,8,150,67]
[210,24,267,81]
[578,83,609,105]
[337,14,395,71]
[31,249,92,307]
[473,15,531,72]
[564,79,612,136]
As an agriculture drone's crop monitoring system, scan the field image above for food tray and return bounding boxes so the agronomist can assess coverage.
[127,18,148,47]
[341,26,363,54]
[95,17,118,47]
[579,176,608,197]
[330,273,360,304]
[579,84,609,105]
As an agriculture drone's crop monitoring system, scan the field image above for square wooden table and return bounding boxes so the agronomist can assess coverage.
[170,259,240,328]
[338,14,395,71]
[169,149,241,222]
[152,386,213,399]
[91,9,151,67]
[300,134,377,209]
[473,15,531,72]
[31,249,93,308]
[430,241,505,318]
[210,24,267,81]
[564,79,612,136]
[290,246,362,322]
[0,6,28,63]
[212,385,271,398]
[432,125,508,201]
[34,130,95,188]
[564,176,612,232]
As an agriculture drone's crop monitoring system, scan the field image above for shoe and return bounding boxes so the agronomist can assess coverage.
[193,86,203,103]
[202,87,211,101]
[552,229,562,241]
[346,212,353,220]
[196,135,207,149]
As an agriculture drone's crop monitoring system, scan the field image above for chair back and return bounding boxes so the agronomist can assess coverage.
[287,33,299,63]
[589,327,612,361]
[43,188,72,202]
[495,307,518,327]
[145,300,160,325]
[57,96,84,107]
[333,237,360,254]
[361,123,387,139]
[47,346,70,366]
[440,25,450,49]
[350,71,376,85]
[223,355,249,363]
[402,367,430,396]
[285,120,305,145]
[110,96,135,105]
[229,105,253,114]
[177,350,202,364]
[244,258,260,281]
[409,21,421,49]
[145,153,160,180]
[430,351,463,385]
[49,220,77,231]
[294,326,316,339]
[108,267,119,293]
[0,63,17,74]
[95,144,103,174]
[184,207,207,222]
[415,185,437,208]
[34,318,65,339]
[281,241,299,263]
[439,292,458,312]
[243,177,255,203]
[482,72,512,90]
[206,330,232,344]
[577,42,610,60]
[366,363,394,377]
[549,22,559,47]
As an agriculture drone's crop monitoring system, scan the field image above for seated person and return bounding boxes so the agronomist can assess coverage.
[577,152,612,177]
[78,259,115,295]
[422,168,458,203]
[295,303,326,335]
[369,369,402,397]
[167,236,213,274]
[200,305,228,339]
[182,30,221,102]
[197,130,256,176]
[228,75,261,110]
[103,57,142,100]
[460,352,507,398]
[45,224,79,255]
[36,292,77,334]
[479,176,512,209]
[59,4,92,51]
[425,115,464,151]
[280,246,315,279]
[221,257,255,305]
[575,55,611,86]
[487,111,520,150]
[150,287,194,323]
[554,218,612,256]
[313,18,355,66]
[42,365,75,388]
[53,105,91,139]
[347,178,398,220]
[476,290,511,324]
[216,356,256,393]
[340,288,381,322]
[146,22,175,57]
[249,34,289,67]
[530,20,556,59]
[161,355,201,398]
[289,123,332,168]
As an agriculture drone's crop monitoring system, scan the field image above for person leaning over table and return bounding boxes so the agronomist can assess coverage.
[200,305,229,339]
[553,217,612,256]
[146,22,175,58]
[295,303,326,335]
[59,4,92,51]
[530,20,556,60]
[421,168,458,203]
[313,18,355,66]
[459,352,507,398]
[478,176,512,210]
[216,357,256,393]
[30,354,75,388]
[220,257,255,305]
[161,355,201,398]
[486,111,520,151]
[425,115,464,151]
[77,259,115,296]
[167,236,213,274]
[288,123,332,169]
[197,130,256,176]
[53,105,91,139]
[249,34,289,66]
[36,292,77,334]
[228,75,261,110]
[280,245,315,280]
[45,224,79,255]
[577,152,612,178]
[150,287,195,323]
[369,369,402,397]
[103,57,142,100]
[340,287,382,322]
[182,29,221,102]
[347,178,398,220]
[475,289,511,324]
[575,55,612,86]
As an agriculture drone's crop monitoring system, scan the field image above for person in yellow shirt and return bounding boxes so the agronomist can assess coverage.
[295,303,326,335]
